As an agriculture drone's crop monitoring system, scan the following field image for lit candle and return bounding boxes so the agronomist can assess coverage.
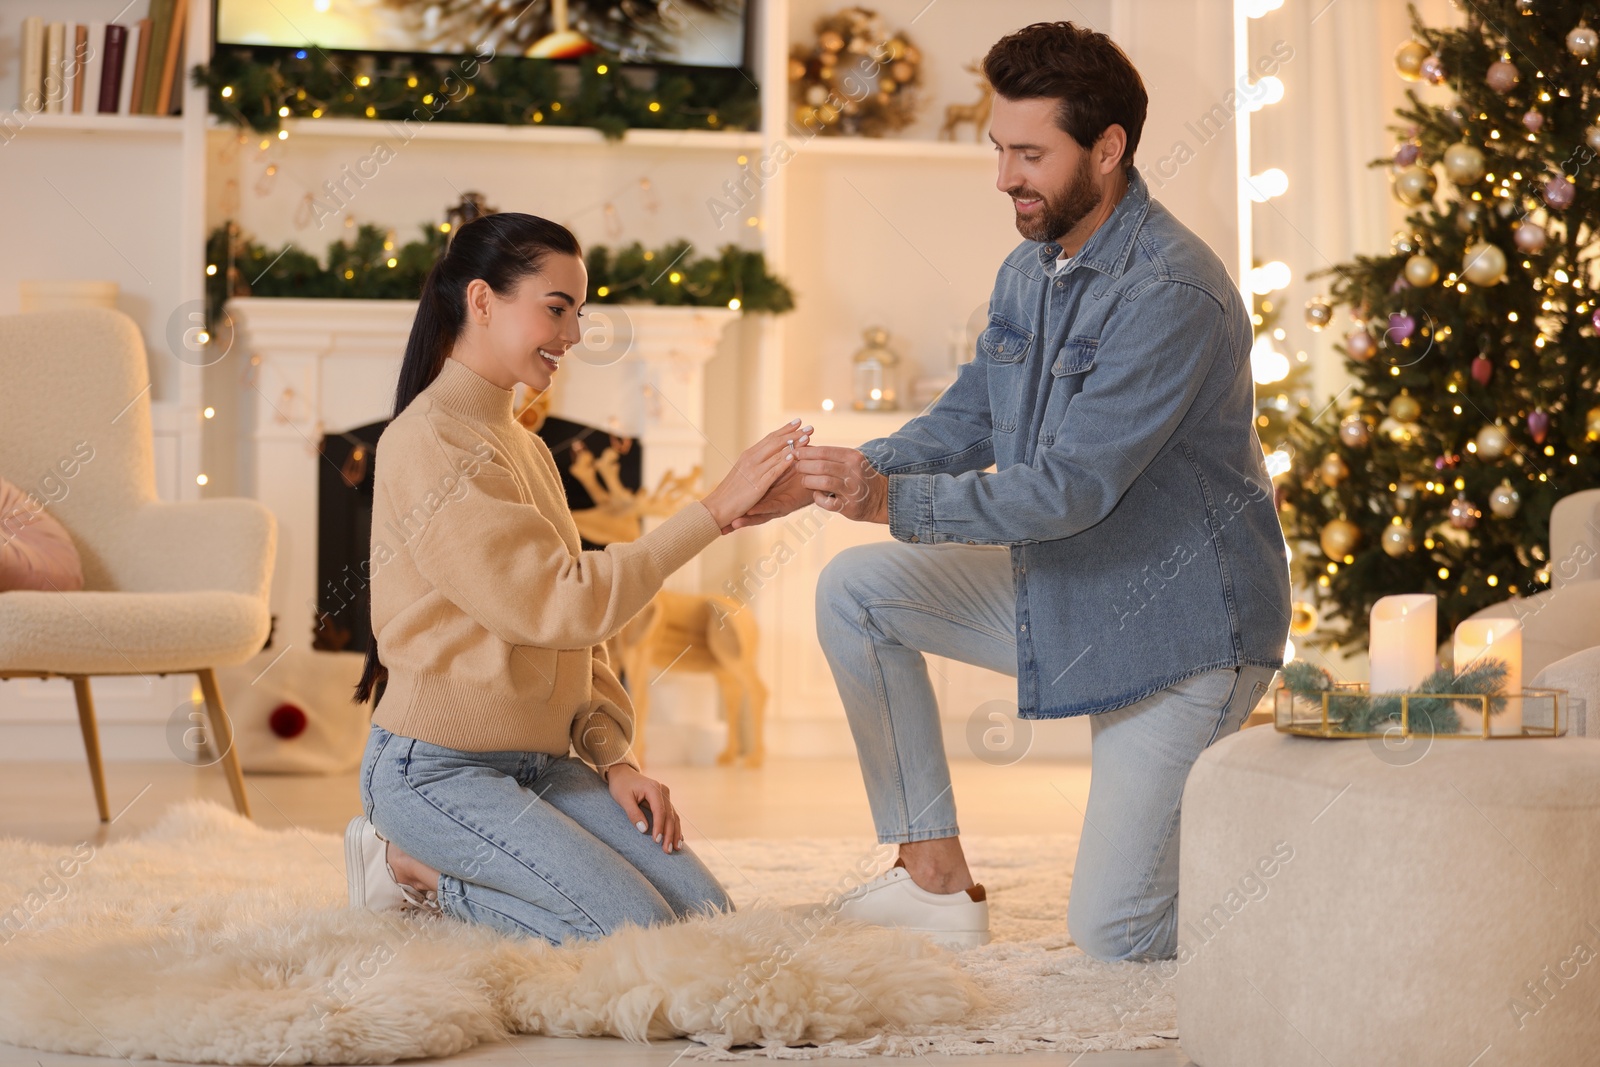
[1453,618,1523,735]
[1369,594,1437,694]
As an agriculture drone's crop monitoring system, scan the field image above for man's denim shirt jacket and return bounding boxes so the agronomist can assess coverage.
[858,167,1292,719]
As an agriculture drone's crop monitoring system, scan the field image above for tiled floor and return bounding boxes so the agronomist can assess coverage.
[0,755,1195,1066]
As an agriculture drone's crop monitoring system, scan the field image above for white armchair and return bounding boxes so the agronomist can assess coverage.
[0,308,276,819]
[1465,487,1600,736]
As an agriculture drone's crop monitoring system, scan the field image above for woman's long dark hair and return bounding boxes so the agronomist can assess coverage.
[354,212,582,707]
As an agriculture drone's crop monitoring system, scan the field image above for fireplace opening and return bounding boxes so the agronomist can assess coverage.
[314,415,644,655]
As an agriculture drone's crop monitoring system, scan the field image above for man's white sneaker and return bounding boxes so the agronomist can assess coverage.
[344,815,442,915]
[835,860,990,949]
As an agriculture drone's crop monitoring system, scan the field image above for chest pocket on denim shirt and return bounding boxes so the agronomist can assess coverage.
[979,315,1033,433]
[1039,338,1097,447]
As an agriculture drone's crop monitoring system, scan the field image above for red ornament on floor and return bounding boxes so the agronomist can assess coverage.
[269,703,307,739]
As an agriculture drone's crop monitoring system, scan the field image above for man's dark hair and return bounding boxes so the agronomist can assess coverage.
[982,22,1148,172]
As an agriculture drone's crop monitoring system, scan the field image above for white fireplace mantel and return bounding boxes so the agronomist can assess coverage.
[225,297,738,650]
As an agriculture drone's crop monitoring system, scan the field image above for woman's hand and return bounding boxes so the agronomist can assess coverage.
[700,419,813,531]
[605,764,685,853]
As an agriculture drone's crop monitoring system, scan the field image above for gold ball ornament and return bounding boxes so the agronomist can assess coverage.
[1476,423,1511,459]
[1587,405,1600,442]
[1489,480,1522,518]
[1568,24,1599,59]
[1462,241,1507,286]
[1290,601,1320,636]
[1442,142,1487,185]
[1319,452,1350,487]
[1381,521,1415,557]
[1391,391,1422,423]
[1394,40,1430,81]
[1320,519,1362,559]
[1305,298,1333,330]
[1456,200,1485,233]
[1393,164,1437,206]
[1587,126,1600,155]
[1404,254,1440,287]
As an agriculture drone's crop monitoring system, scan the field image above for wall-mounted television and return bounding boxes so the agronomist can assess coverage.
[214,0,748,68]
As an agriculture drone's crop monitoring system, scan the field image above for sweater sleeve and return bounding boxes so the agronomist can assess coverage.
[401,417,721,651]
[574,639,642,774]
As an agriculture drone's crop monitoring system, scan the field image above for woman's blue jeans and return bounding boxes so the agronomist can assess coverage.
[359,723,733,945]
[816,539,1278,963]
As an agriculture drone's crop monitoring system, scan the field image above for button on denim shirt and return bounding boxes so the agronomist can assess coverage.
[858,167,1291,719]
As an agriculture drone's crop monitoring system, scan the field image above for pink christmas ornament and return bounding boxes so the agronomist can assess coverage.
[1394,142,1421,166]
[1544,175,1576,209]
[1471,355,1494,386]
[1513,221,1547,253]
[1528,409,1550,443]
[1388,311,1418,341]
[1523,109,1544,132]
[1487,59,1520,93]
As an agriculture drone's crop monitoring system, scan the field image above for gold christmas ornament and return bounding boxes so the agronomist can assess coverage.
[1289,601,1320,636]
[1381,520,1415,557]
[1585,405,1600,442]
[1320,518,1362,559]
[1391,391,1422,423]
[1442,142,1487,185]
[1393,164,1437,206]
[1305,298,1333,330]
[1394,40,1430,81]
[1462,241,1507,286]
[1486,59,1521,93]
[1568,24,1599,59]
[1587,126,1600,154]
[1319,452,1350,487]
[1456,200,1485,233]
[1489,480,1522,518]
[1476,423,1511,459]
[1404,254,1440,287]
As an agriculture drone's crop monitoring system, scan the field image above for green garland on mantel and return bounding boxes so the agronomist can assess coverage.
[205,222,794,334]
[191,47,760,137]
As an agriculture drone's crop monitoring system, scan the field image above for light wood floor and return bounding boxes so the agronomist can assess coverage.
[0,755,1195,1066]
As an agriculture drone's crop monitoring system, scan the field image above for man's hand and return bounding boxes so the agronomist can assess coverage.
[794,445,890,524]
[719,463,814,533]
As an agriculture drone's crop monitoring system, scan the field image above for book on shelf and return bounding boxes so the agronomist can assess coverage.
[13,9,184,119]
[18,16,42,114]
[42,21,63,114]
[69,23,86,113]
[127,20,151,115]
[99,25,127,114]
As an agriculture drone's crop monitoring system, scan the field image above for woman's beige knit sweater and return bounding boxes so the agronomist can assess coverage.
[367,355,721,771]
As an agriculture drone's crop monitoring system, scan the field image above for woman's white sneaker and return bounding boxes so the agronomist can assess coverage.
[344,815,442,915]
[835,860,990,949]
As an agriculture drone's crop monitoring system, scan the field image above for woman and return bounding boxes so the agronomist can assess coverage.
[344,212,809,945]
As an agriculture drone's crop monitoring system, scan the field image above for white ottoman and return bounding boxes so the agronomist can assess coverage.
[1177,724,1600,1067]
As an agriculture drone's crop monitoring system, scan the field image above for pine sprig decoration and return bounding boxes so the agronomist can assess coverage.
[1283,1,1600,653]
[192,47,758,137]
[1281,656,1511,735]
[585,241,795,312]
[205,223,792,334]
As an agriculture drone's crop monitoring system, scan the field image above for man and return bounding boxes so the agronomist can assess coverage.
[738,21,1290,961]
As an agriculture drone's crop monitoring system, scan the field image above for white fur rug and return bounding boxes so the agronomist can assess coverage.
[0,801,1178,1063]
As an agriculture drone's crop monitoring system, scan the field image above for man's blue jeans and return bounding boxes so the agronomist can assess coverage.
[816,540,1277,962]
[359,723,733,945]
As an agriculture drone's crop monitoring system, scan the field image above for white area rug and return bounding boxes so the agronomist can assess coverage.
[0,801,1178,1063]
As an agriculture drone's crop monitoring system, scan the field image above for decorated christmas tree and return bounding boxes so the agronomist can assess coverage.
[1282,1,1600,652]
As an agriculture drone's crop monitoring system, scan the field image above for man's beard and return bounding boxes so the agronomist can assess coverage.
[1010,152,1103,244]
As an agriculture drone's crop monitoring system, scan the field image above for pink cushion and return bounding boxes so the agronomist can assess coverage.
[0,476,84,592]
